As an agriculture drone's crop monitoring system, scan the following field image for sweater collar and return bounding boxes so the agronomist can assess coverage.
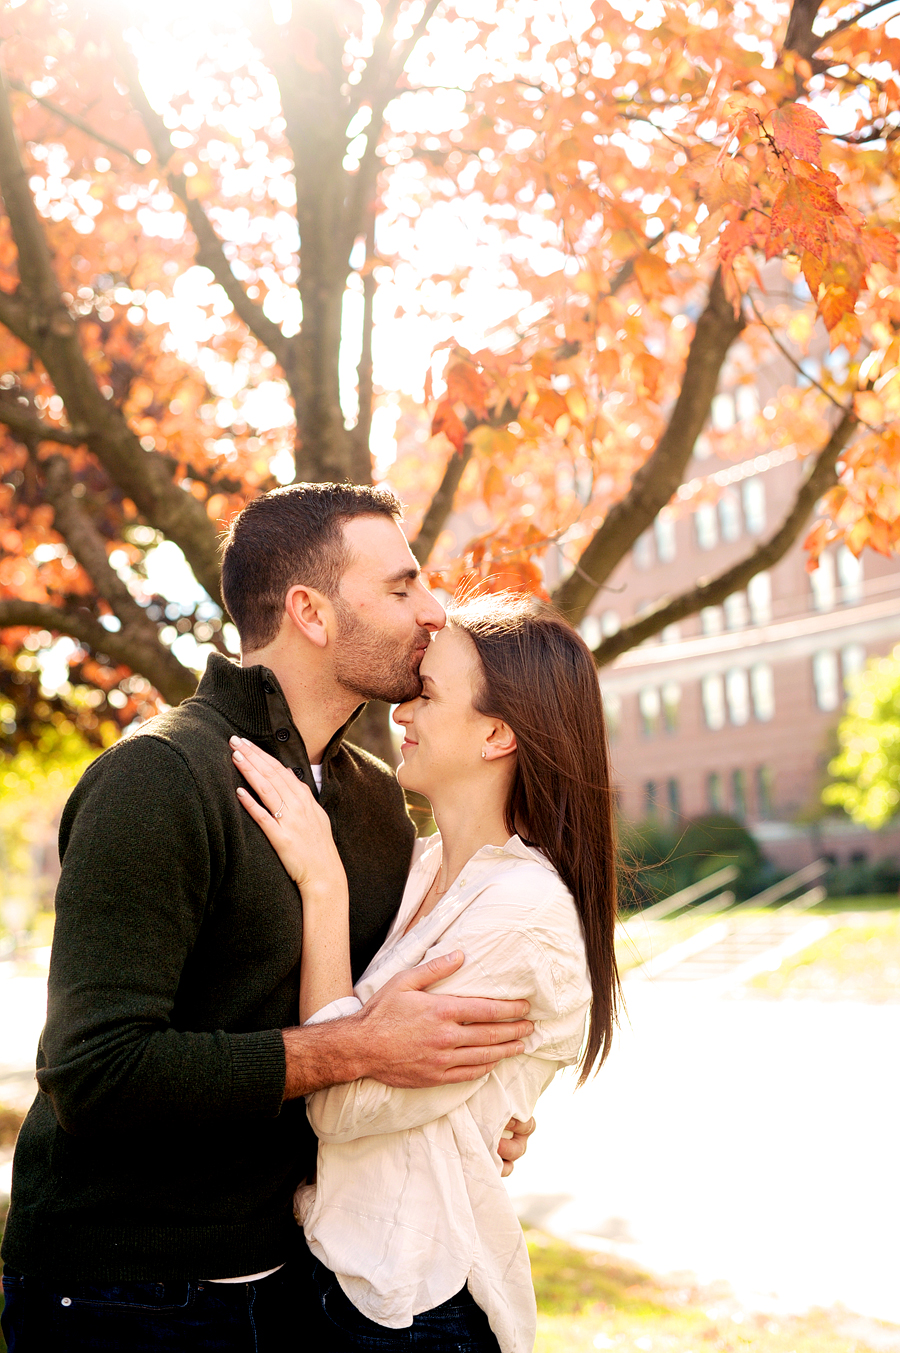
[195,652,364,769]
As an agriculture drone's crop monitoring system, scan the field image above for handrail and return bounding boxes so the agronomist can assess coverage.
[729,859,827,913]
[621,865,739,926]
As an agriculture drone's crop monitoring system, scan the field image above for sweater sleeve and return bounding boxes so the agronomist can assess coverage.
[37,735,287,1135]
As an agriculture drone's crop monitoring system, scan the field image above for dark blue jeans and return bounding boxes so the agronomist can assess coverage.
[310,1259,501,1351]
[1,1258,319,1351]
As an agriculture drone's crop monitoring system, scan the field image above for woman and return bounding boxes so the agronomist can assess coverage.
[231,594,620,1352]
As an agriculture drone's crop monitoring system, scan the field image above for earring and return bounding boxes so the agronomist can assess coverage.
[481,749,486,759]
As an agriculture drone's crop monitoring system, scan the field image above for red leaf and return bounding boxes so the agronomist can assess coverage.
[771,104,826,166]
[445,361,488,419]
[431,400,468,452]
[767,176,842,259]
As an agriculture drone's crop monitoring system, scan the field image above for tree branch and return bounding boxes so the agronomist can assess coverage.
[101,18,295,377]
[38,454,199,703]
[0,68,225,602]
[0,397,87,446]
[552,269,745,623]
[590,404,857,667]
[5,77,145,165]
[816,0,898,43]
[0,597,197,705]
[344,0,442,261]
[411,445,474,564]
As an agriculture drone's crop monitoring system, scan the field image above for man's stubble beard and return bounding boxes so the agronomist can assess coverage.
[332,597,428,704]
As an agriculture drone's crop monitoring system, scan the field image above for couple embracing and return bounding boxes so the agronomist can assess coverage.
[1,482,620,1353]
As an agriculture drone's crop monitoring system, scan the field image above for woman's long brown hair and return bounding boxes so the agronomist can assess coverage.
[450,593,621,1081]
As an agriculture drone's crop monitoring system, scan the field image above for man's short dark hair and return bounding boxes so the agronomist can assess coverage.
[220,482,402,651]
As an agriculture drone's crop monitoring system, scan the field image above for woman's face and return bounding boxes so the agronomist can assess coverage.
[392,626,492,800]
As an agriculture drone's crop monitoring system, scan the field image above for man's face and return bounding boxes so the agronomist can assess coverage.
[330,516,446,704]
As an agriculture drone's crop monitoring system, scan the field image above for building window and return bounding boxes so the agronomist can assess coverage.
[731,768,747,821]
[661,623,681,644]
[639,686,661,736]
[579,615,602,649]
[644,780,659,817]
[695,503,718,550]
[812,650,841,711]
[750,662,775,721]
[837,545,863,604]
[755,765,774,818]
[654,512,677,562]
[810,552,836,612]
[742,478,766,534]
[667,777,681,818]
[707,771,723,812]
[711,391,735,429]
[724,591,749,630]
[603,692,621,742]
[735,385,759,421]
[601,609,621,636]
[662,681,681,733]
[633,531,654,570]
[702,673,726,730]
[747,571,772,625]
[726,667,750,725]
[718,489,742,542]
[701,605,723,635]
[841,644,866,688]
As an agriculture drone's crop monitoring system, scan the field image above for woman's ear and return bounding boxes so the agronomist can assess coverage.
[483,719,517,761]
[284,584,331,649]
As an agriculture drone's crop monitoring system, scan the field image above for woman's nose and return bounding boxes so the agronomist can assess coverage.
[393,701,412,727]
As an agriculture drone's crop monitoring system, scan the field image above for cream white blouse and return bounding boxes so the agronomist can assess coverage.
[295,833,591,1353]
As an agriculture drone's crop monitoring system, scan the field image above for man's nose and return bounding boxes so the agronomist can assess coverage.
[415,581,446,632]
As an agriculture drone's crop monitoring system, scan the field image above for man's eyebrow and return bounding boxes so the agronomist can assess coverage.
[384,566,420,586]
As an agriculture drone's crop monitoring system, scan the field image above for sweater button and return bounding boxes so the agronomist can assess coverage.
[275,728,290,742]
[263,681,274,694]
[61,1297,72,1307]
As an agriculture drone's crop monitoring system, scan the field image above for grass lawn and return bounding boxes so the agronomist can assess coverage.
[529,1233,896,1353]
[749,903,900,1000]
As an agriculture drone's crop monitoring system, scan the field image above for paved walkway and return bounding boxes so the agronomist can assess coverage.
[509,979,900,1324]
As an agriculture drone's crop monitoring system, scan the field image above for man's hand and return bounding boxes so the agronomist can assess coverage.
[282,951,533,1098]
[497,1115,536,1178]
[356,951,533,1087]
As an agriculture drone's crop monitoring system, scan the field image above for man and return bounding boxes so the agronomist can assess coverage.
[1,483,534,1351]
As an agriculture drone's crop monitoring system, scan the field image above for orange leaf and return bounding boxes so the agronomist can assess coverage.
[800,250,824,297]
[771,104,826,166]
[445,362,488,419]
[431,400,468,452]
[767,175,842,259]
[803,519,830,570]
[595,348,619,387]
[818,285,854,332]
[633,252,673,298]
[718,218,756,270]
[532,389,569,427]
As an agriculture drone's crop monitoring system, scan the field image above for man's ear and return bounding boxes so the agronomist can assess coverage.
[284,584,332,649]
[483,719,517,761]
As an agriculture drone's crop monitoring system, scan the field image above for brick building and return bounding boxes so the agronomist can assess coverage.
[566,446,900,871]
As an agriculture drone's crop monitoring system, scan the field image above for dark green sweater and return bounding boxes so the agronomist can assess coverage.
[2,654,414,1282]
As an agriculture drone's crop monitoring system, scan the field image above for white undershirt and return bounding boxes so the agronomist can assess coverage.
[209,765,323,1284]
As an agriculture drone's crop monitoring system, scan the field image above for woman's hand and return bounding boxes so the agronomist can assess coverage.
[230,736,345,896]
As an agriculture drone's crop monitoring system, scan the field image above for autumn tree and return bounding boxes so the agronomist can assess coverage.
[824,644,900,827]
[0,0,898,760]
